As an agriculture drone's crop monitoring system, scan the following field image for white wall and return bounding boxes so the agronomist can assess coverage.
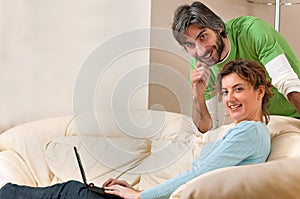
[0,0,151,132]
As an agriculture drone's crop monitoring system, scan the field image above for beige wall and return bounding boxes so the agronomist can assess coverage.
[149,0,300,115]
[0,0,151,132]
[1,0,299,132]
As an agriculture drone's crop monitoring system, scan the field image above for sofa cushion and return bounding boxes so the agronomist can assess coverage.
[45,110,201,190]
[267,115,300,161]
[66,109,195,139]
[44,135,150,187]
[137,112,201,190]
[171,157,300,199]
[138,138,200,190]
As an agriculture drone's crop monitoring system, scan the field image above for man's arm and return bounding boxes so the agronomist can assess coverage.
[192,93,212,133]
[191,63,213,133]
[288,91,300,114]
[265,54,300,114]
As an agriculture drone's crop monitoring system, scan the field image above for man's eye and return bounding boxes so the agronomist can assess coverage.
[185,43,194,48]
[199,34,207,41]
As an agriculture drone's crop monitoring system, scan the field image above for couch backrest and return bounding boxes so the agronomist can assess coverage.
[266,115,300,161]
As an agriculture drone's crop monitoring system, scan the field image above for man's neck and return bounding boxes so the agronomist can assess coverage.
[220,37,230,62]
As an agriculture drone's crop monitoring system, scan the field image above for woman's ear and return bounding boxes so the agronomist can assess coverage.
[256,85,266,100]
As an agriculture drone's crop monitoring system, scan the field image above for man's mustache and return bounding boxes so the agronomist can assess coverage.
[195,47,213,60]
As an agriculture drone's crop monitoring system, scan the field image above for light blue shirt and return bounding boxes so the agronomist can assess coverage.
[141,121,271,199]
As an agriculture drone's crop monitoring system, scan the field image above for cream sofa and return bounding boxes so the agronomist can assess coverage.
[0,109,299,199]
[0,109,200,190]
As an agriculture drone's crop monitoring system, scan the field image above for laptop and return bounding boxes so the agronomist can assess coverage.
[73,146,123,199]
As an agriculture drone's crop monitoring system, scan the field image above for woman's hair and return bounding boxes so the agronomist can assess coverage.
[216,59,273,124]
[172,1,226,46]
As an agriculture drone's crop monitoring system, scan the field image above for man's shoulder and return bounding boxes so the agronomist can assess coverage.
[225,16,266,28]
[226,16,259,23]
[225,16,272,38]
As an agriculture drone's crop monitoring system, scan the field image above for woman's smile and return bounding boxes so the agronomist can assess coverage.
[222,73,263,123]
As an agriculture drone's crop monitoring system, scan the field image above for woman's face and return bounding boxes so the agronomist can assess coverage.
[221,73,265,123]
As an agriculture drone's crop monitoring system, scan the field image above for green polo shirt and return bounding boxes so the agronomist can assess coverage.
[190,16,300,118]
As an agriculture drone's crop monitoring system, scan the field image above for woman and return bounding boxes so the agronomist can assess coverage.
[0,59,272,199]
[102,59,273,199]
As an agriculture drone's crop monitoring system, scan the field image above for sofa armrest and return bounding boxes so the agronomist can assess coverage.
[171,157,300,199]
[0,150,36,186]
[0,116,74,186]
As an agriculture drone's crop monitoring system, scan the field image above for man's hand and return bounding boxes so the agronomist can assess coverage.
[191,62,210,97]
[102,178,141,199]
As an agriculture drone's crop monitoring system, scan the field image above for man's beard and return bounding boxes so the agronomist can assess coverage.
[196,34,225,67]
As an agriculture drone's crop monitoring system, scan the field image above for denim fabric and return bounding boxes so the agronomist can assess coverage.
[0,180,105,199]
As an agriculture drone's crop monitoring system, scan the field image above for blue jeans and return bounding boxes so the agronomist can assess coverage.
[0,180,106,199]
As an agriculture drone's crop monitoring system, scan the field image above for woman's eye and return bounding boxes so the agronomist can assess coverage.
[221,90,228,96]
[234,87,243,92]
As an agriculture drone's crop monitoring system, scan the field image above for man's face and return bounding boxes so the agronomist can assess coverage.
[182,24,225,67]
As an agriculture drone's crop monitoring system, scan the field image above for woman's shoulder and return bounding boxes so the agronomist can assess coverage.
[238,120,266,127]
[226,121,268,138]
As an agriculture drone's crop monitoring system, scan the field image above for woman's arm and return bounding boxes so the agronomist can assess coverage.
[141,121,270,199]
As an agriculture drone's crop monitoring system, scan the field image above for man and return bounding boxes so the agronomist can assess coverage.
[172,1,300,133]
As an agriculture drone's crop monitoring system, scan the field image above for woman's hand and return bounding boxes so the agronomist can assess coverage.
[104,184,141,199]
[103,178,133,189]
[102,178,141,199]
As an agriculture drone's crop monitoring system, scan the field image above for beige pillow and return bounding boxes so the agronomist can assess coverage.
[138,139,199,190]
[171,157,300,199]
[267,115,300,161]
[44,136,150,186]
[137,112,200,190]
[268,133,300,161]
